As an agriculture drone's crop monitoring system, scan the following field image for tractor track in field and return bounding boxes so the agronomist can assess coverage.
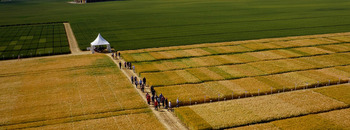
[63,23,90,55]
[107,54,188,130]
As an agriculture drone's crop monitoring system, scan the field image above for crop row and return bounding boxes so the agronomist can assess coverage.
[144,52,350,87]
[174,84,350,129]
[121,35,350,62]
[134,43,350,74]
[0,23,70,60]
[233,108,350,130]
[154,65,350,106]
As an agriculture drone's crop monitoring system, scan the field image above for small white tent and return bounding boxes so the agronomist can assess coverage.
[90,33,111,53]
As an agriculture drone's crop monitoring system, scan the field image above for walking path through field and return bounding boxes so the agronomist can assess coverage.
[107,54,188,130]
[63,23,89,55]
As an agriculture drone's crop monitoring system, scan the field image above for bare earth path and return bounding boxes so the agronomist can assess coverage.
[107,54,188,130]
[63,23,89,55]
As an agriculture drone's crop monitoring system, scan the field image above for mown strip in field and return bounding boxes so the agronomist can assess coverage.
[174,84,350,129]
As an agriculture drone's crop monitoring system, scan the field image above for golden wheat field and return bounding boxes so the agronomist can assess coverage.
[0,54,164,129]
[119,33,350,106]
[175,84,350,129]
[119,32,350,130]
[232,108,350,130]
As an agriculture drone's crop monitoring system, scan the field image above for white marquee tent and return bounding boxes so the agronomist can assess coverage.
[90,33,111,53]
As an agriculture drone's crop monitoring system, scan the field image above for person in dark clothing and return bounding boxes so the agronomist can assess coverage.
[151,86,155,96]
[141,84,144,92]
[135,81,138,88]
[151,94,155,104]
[134,77,137,84]
[161,96,165,107]
[118,52,121,58]
[159,93,163,101]
[146,93,150,105]
[130,62,132,70]
[143,77,146,85]
[119,62,122,69]
[165,98,168,109]
[124,62,127,68]
[131,76,134,84]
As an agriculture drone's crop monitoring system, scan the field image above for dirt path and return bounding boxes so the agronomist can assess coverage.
[107,54,188,130]
[63,23,89,55]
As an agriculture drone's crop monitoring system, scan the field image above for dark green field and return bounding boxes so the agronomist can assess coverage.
[0,23,70,59]
[1,0,350,51]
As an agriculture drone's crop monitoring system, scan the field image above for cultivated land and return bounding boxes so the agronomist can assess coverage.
[232,108,350,130]
[119,32,350,129]
[0,54,164,129]
[120,32,350,106]
[0,23,70,60]
[1,0,350,50]
[175,84,350,129]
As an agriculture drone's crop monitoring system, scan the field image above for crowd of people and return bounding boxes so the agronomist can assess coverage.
[113,52,174,111]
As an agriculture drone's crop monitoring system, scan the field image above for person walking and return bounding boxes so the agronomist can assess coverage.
[131,76,134,84]
[151,86,155,96]
[159,93,163,101]
[165,98,169,109]
[154,100,158,111]
[176,98,179,107]
[155,95,159,106]
[152,94,155,104]
[119,62,122,69]
[146,93,150,105]
[111,53,114,58]
[124,62,127,68]
[161,96,165,107]
[143,77,146,85]
[132,66,135,73]
[141,84,144,92]
[139,79,142,86]
[168,101,172,111]
[118,52,121,59]
[157,96,161,109]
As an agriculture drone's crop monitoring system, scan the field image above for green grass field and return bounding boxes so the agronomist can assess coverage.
[0,23,70,60]
[1,0,350,51]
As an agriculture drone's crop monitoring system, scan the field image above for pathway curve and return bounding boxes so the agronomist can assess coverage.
[106,54,188,130]
[63,23,89,55]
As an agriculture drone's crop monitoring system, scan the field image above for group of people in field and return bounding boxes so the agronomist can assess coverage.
[148,86,173,111]
[112,52,174,111]
[131,76,146,92]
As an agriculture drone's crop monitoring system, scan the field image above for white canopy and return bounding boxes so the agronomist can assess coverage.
[90,33,111,53]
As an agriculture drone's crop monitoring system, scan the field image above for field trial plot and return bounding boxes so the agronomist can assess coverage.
[120,33,350,106]
[0,23,70,60]
[174,84,350,129]
[232,108,350,130]
[0,54,164,129]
